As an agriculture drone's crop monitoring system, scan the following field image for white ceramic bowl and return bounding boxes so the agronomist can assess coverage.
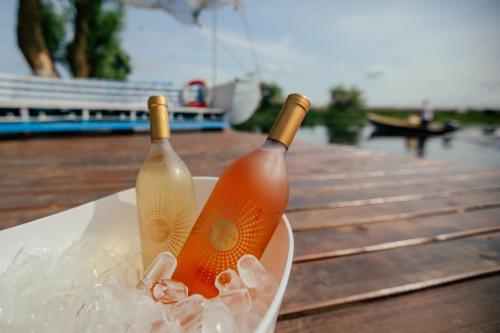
[0,177,294,333]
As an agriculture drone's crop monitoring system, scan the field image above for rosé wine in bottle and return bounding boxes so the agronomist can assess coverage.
[173,93,311,297]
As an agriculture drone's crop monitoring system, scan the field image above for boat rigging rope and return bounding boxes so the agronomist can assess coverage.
[212,0,218,90]
[219,40,248,73]
[239,5,260,75]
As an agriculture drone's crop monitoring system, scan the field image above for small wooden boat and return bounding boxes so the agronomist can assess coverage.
[368,113,458,135]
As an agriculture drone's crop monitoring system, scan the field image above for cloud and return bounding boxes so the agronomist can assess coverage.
[479,80,500,91]
[262,62,296,74]
[195,27,315,66]
[365,70,385,79]
[365,66,390,80]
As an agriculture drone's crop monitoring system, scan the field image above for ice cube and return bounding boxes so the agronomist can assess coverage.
[138,252,177,290]
[0,278,14,323]
[7,251,50,286]
[96,278,139,327]
[250,299,268,318]
[78,306,122,333]
[201,301,237,333]
[214,269,243,295]
[236,254,267,289]
[168,294,207,331]
[255,276,277,304]
[41,292,97,332]
[1,237,275,332]
[237,312,261,333]
[237,254,277,303]
[219,289,251,314]
[87,320,121,333]
[151,279,188,304]
[127,302,174,333]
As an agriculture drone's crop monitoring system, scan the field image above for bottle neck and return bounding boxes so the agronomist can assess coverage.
[150,137,173,152]
[261,138,288,153]
[267,98,309,148]
[151,137,170,144]
[149,104,170,141]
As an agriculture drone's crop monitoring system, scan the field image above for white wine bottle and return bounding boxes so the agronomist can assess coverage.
[136,96,197,269]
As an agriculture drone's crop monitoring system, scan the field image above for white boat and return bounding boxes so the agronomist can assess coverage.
[126,0,262,126]
[0,0,261,134]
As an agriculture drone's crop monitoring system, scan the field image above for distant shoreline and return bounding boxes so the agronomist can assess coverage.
[234,104,500,134]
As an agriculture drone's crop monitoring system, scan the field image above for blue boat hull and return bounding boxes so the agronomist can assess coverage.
[0,120,228,135]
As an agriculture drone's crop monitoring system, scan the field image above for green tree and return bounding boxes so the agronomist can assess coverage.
[67,0,131,79]
[17,0,131,80]
[259,82,283,109]
[324,85,366,144]
[41,0,66,64]
[329,85,365,112]
[86,4,131,80]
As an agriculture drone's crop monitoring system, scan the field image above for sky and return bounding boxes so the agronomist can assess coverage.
[1,0,499,108]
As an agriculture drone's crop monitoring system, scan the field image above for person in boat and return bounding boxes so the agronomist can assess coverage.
[420,99,433,129]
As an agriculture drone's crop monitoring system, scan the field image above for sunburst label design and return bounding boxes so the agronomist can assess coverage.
[138,192,195,261]
[183,192,271,286]
[209,220,239,251]
[148,218,170,243]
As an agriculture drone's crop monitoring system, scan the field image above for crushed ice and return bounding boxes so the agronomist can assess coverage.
[0,236,277,332]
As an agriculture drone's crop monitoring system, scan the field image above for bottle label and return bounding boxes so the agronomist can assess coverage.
[148,218,171,243]
[209,220,239,251]
[138,193,195,261]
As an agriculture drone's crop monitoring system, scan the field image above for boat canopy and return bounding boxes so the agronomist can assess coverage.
[123,0,245,25]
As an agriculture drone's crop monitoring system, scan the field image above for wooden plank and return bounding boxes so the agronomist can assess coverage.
[280,266,500,320]
[289,165,481,186]
[5,165,487,197]
[287,188,500,231]
[293,170,500,193]
[293,206,500,261]
[0,165,500,211]
[287,161,445,178]
[281,232,500,315]
[0,132,264,229]
[288,182,500,211]
[289,189,500,230]
[276,273,500,333]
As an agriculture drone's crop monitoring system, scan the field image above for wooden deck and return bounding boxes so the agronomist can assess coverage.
[1,131,499,332]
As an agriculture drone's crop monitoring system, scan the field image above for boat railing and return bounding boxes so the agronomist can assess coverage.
[0,73,227,133]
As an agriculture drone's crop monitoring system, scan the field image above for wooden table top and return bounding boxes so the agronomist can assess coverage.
[1,131,499,332]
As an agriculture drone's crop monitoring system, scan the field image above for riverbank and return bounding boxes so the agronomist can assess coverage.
[234,105,500,134]
[234,105,500,164]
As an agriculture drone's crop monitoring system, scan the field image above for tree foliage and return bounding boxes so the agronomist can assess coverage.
[18,0,131,80]
[66,0,131,79]
[259,82,283,109]
[328,85,365,112]
[324,85,366,142]
[40,0,66,63]
[83,2,131,79]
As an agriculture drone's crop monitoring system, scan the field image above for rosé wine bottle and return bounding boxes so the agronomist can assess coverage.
[173,93,311,297]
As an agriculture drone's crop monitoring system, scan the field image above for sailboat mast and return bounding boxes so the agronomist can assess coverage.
[212,0,218,92]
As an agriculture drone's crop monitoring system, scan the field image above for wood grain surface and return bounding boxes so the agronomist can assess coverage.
[1,131,499,332]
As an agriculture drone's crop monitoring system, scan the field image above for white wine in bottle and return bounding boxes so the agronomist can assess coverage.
[136,96,197,269]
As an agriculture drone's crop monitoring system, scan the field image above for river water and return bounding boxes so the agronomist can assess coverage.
[294,125,500,169]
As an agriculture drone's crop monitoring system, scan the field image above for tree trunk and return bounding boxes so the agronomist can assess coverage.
[69,0,90,78]
[17,0,59,77]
